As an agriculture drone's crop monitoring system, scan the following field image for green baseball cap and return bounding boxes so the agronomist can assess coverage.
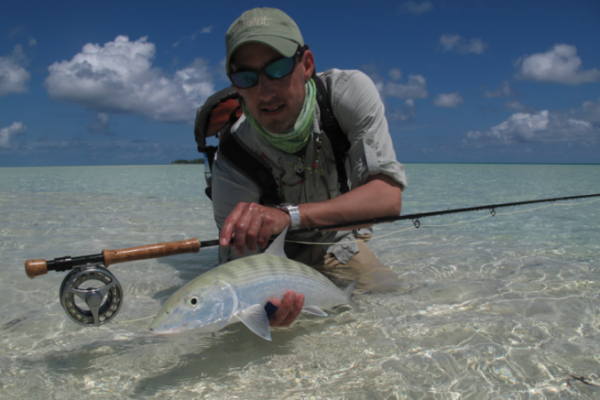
[225,8,304,73]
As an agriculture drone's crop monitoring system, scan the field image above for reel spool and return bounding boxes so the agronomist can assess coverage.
[59,265,123,327]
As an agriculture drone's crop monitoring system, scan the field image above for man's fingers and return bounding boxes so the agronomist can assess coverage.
[221,202,292,254]
[232,205,256,254]
[257,216,275,249]
[220,202,248,246]
[269,291,295,327]
[269,291,305,328]
[279,293,304,327]
[245,203,266,252]
[268,297,281,308]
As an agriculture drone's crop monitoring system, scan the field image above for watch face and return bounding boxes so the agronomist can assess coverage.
[278,203,296,211]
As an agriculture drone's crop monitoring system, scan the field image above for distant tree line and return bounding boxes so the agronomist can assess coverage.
[171,158,205,164]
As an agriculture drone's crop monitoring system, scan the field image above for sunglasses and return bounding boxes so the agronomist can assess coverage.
[228,46,307,89]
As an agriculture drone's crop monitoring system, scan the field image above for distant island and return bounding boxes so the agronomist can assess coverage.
[171,158,205,164]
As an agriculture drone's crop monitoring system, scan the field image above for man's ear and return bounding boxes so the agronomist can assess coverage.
[302,50,315,81]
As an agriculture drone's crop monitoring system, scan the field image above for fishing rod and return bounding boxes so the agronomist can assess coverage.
[23,192,600,327]
[294,192,600,233]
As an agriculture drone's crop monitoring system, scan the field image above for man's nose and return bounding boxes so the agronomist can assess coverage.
[257,75,277,102]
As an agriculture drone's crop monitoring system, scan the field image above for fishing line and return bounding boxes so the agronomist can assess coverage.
[113,315,154,324]
[285,197,600,246]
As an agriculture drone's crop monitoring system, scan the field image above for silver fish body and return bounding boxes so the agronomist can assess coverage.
[150,228,354,340]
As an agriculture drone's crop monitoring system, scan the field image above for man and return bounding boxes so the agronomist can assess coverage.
[211,8,407,327]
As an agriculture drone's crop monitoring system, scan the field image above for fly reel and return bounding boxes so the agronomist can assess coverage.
[59,265,123,327]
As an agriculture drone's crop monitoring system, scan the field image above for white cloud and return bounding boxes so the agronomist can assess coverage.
[400,1,433,15]
[0,45,30,97]
[364,66,425,121]
[515,44,600,85]
[381,74,428,99]
[388,68,402,81]
[579,100,600,119]
[9,25,26,39]
[29,37,37,47]
[434,92,464,108]
[582,97,600,123]
[190,27,213,41]
[464,110,599,146]
[217,58,228,82]
[89,112,110,133]
[97,112,109,124]
[440,34,487,54]
[0,122,27,148]
[44,36,215,124]
[390,99,416,122]
[482,80,513,98]
[487,111,550,143]
[504,100,538,114]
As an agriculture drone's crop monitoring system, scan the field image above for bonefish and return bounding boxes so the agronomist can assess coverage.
[149,227,356,340]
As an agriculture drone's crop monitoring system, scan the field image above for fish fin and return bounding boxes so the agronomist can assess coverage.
[235,304,272,341]
[264,226,289,258]
[302,306,328,317]
[343,279,359,301]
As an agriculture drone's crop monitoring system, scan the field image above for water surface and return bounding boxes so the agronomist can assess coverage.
[1,164,599,399]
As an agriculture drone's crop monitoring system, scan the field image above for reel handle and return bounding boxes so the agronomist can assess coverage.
[25,238,202,279]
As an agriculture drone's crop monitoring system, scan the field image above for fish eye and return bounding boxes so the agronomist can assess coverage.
[187,296,199,307]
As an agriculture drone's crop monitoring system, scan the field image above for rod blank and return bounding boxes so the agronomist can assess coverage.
[24,193,600,279]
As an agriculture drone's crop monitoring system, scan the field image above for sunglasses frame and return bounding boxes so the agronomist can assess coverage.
[228,45,308,89]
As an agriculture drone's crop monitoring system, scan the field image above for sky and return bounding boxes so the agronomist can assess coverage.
[1,0,599,167]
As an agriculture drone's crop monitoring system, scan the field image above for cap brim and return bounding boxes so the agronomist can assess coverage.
[226,36,299,73]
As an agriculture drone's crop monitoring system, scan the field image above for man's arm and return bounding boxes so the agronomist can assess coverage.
[301,173,402,229]
[220,174,401,329]
[219,173,402,255]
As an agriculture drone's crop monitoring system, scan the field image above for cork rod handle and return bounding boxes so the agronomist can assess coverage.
[103,238,201,266]
[24,238,202,279]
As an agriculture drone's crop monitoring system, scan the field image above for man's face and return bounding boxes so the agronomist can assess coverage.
[231,42,314,133]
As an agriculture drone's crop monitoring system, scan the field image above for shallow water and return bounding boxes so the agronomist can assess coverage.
[1,164,599,399]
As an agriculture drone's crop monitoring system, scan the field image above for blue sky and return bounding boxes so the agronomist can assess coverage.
[1,0,599,167]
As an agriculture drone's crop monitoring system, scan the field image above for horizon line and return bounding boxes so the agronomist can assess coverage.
[2,161,600,169]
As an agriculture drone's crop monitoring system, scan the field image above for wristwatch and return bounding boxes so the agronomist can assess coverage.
[276,203,301,230]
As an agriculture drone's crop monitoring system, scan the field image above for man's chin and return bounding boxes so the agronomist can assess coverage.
[258,119,291,134]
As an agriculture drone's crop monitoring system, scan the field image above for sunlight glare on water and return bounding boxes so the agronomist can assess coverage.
[1,164,599,399]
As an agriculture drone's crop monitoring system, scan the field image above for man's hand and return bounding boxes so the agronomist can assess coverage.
[266,291,304,327]
[220,202,291,255]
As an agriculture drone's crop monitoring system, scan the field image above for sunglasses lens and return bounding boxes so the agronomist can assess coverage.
[229,54,299,88]
[230,71,258,89]
[265,57,295,79]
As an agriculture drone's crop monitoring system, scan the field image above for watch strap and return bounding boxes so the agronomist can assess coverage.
[276,204,301,230]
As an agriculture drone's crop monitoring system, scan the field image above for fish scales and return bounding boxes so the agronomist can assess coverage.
[150,227,355,340]
[204,254,346,308]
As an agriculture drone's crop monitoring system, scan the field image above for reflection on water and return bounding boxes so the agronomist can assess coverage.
[1,164,599,399]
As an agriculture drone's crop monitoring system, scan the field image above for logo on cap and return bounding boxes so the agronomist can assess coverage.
[231,16,273,34]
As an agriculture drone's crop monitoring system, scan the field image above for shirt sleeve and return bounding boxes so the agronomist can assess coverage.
[326,69,407,190]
